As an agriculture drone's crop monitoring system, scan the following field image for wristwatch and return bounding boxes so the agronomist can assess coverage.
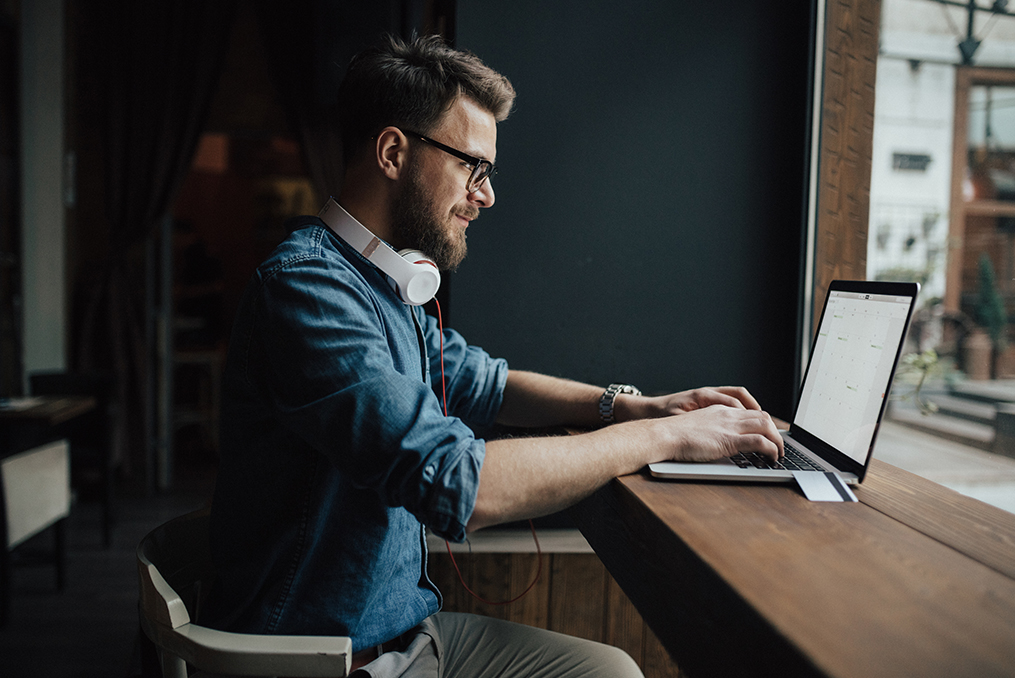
[599,383,642,425]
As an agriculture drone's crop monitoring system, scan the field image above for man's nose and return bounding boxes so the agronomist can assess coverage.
[470,179,495,208]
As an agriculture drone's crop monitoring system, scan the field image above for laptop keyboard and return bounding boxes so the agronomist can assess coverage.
[729,442,825,472]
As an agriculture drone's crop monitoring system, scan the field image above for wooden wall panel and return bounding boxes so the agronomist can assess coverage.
[605,575,645,664]
[547,553,608,642]
[643,625,683,678]
[814,0,881,323]
[468,549,514,619]
[428,546,472,613]
[507,553,550,628]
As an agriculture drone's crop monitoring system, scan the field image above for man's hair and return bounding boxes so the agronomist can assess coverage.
[337,34,516,165]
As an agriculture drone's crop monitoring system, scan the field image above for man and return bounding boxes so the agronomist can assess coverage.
[205,35,783,677]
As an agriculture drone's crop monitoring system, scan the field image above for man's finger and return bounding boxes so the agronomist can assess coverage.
[713,386,762,410]
[699,391,746,410]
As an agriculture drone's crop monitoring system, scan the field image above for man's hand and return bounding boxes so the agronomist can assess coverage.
[647,404,784,463]
[615,385,762,422]
[613,385,784,461]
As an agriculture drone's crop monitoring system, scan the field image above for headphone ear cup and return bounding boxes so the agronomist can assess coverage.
[395,249,441,305]
[318,198,440,306]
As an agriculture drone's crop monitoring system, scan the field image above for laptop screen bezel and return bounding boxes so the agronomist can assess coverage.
[788,279,919,482]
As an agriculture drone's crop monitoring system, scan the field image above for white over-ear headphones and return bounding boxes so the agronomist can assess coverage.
[318,198,441,306]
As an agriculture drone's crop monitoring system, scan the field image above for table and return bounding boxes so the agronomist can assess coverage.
[570,458,1015,678]
[0,395,96,626]
[0,395,97,427]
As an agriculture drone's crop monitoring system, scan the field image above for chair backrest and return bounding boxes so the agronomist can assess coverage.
[137,508,352,678]
[137,508,214,630]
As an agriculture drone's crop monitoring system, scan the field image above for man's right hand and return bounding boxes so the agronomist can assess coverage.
[645,404,784,464]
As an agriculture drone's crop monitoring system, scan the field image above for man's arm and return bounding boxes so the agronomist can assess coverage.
[496,369,769,428]
[468,370,783,532]
[495,370,605,429]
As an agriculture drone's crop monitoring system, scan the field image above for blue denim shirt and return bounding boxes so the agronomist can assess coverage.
[203,215,508,651]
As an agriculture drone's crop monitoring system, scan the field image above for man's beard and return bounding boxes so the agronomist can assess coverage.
[390,163,472,272]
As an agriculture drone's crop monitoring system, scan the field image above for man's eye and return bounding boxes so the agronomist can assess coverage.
[462,161,476,171]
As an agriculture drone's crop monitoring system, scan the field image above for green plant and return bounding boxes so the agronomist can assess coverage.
[895,349,940,415]
[977,254,1008,379]
[977,253,1007,350]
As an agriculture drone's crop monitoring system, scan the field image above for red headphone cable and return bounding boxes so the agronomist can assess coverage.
[432,299,542,605]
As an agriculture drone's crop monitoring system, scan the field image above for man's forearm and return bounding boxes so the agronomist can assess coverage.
[473,378,785,533]
[469,403,783,532]
[495,369,606,429]
[468,421,660,531]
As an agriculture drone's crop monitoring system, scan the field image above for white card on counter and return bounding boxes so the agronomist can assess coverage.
[792,471,858,502]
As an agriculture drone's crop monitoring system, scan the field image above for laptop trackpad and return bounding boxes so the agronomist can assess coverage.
[792,471,858,502]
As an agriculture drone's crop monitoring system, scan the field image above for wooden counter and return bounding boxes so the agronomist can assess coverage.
[571,459,1015,678]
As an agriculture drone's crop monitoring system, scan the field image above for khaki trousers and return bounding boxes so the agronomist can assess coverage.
[353,612,645,678]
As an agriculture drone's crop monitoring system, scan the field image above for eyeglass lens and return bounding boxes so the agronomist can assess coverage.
[468,162,494,193]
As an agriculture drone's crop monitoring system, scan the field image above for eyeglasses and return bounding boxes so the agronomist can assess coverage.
[403,130,497,194]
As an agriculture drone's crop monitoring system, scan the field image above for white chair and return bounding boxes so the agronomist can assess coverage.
[136,509,351,677]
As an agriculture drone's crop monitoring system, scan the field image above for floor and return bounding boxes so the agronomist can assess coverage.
[876,420,1015,515]
[0,469,215,678]
[1,424,1013,678]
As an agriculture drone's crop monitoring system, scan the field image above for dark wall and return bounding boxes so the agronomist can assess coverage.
[449,0,815,418]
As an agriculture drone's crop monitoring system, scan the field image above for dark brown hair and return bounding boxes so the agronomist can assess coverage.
[337,34,515,165]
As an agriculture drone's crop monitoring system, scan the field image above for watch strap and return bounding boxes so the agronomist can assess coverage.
[599,383,642,425]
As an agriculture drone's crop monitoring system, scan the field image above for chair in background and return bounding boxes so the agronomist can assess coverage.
[29,370,117,547]
[136,509,351,678]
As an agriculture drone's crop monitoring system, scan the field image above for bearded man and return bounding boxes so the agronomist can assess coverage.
[204,35,782,678]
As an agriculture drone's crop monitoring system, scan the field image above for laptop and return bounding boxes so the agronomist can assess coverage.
[648,280,920,485]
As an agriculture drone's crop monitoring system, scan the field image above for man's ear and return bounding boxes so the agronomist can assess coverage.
[375,127,410,181]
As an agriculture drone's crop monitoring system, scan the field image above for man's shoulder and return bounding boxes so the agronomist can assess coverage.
[258,217,357,277]
[246,218,397,318]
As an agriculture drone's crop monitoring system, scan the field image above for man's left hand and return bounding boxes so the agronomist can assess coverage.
[615,386,762,422]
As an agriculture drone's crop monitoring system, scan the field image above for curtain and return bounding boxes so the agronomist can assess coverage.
[254,0,397,201]
[99,0,236,248]
[77,0,236,476]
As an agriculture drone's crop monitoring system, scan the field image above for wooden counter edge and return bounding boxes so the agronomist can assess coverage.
[570,476,827,678]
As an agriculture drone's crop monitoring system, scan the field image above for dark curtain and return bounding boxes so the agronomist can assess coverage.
[254,0,344,201]
[77,0,236,475]
[99,0,236,247]
[254,1,407,202]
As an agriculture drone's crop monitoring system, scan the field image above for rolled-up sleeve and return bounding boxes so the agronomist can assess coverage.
[417,308,508,427]
[244,252,502,542]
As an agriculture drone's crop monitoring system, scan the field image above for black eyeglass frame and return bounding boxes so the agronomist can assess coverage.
[403,130,497,193]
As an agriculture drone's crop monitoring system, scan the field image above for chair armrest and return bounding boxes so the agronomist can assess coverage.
[154,621,352,677]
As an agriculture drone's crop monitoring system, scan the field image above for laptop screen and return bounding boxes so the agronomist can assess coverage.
[793,288,916,465]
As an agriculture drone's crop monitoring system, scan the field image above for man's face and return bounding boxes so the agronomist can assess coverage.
[390,97,497,271]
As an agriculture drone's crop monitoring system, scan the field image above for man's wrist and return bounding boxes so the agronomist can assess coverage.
[599,383,641,425]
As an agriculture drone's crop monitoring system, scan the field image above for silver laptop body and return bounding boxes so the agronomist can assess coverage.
[648,280,919,485]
